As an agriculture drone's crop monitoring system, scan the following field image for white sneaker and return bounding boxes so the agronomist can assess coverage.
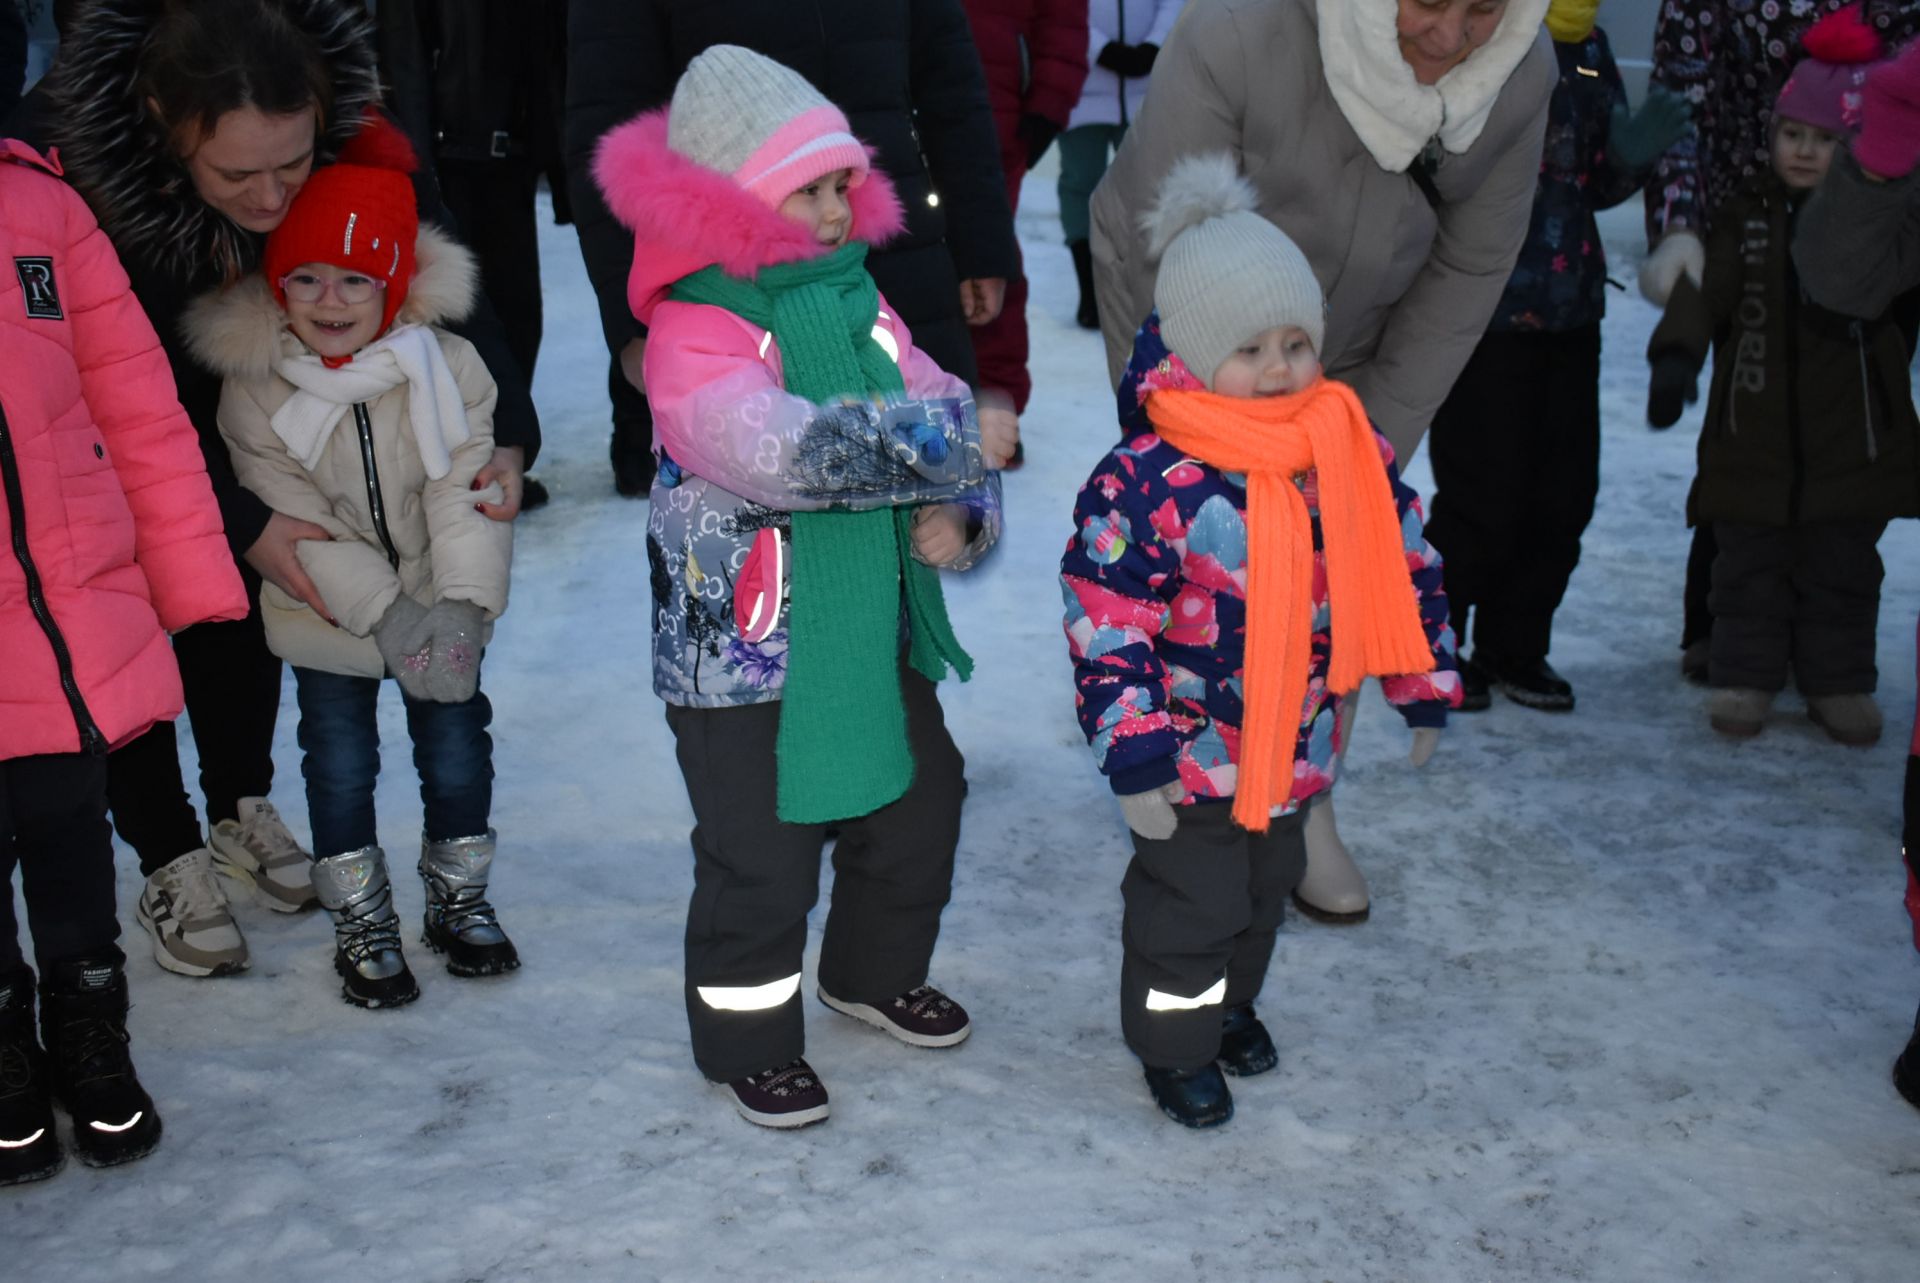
[135,849,249,976]
[210,798,317,912]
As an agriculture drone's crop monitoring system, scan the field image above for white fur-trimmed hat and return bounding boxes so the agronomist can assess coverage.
[667,45,870,205]
[1143,154,1325,388]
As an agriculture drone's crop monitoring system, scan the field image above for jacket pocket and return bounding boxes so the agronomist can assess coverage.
[734,526,786,644]
[52,420,134,583]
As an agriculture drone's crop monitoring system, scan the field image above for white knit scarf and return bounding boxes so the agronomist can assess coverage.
[269,324,471,479]
[1315,0,1551,173]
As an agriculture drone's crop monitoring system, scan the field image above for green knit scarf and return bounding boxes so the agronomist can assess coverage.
[671,242,972,823]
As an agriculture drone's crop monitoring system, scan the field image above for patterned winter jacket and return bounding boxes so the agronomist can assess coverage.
[1491,28,1641,333]
[1060,314,1459,813]
[593,110,1000,708]
[1646,0,1920,243]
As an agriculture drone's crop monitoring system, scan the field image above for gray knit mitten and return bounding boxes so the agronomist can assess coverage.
[372,595,433,702]
[1118,780,1185,841]
[409,599,486,704]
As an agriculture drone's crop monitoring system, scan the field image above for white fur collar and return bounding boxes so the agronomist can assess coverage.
[1316,0,1551,173]
[184,223,478,380]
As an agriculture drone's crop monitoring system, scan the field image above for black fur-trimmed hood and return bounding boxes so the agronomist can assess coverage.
[46,0,383,285]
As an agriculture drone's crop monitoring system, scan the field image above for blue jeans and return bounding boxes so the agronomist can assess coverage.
[292,667,494,858]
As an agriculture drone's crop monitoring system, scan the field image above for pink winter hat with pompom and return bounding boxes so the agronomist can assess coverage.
[1775,3,1885,135]
[667,45,870,204]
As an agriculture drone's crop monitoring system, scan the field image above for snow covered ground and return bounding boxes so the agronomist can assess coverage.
[10,165,1920,1281]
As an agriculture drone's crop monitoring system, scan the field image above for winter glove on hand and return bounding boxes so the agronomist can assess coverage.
[1019,112,1060,169]
[1408,727,1441,769]
[1118,780,1185,841]
[372,595,433,702]
[1646,351,1700,428]
[407,599,486,704]
[1638,231,1705,306]
[1095,39,1128,73]
[1115,41,1161,78]
[1855,39,1920,179]
[1607,85,1693,173]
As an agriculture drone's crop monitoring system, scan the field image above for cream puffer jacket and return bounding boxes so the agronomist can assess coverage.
[184,227,510,678]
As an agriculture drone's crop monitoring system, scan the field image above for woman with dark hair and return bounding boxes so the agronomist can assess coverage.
[5,0,541,979]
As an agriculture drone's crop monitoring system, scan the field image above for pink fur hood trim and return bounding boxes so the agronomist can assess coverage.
[592,108,907,326]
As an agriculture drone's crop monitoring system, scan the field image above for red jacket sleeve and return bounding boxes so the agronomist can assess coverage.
[1025,0,1091,128]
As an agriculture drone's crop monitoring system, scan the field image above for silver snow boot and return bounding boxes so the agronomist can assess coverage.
[418,831,520,977]
[310,846,419,1009]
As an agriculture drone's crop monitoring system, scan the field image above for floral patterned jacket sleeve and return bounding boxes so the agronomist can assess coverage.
[1371,441,1459,727]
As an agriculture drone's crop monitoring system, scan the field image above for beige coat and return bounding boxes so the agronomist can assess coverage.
[185,227,511,677]
[1091,0,1554,458]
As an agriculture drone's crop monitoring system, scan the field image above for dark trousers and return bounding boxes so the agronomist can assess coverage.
[439,159,542,382]
[106,581,281,876]
[292,667,494,858]
[664,662,966,1083]
[1426,326,1602,661]
[1708,521,1886,695]
[1120,805,1307,1070]
[1683,522,1718,651]
[1,752,120,974]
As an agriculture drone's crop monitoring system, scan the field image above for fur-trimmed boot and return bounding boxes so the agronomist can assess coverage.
[0,965,62,1185]
[39,956,162,1168]
[418,831,520,977]
[310,847,419,1009]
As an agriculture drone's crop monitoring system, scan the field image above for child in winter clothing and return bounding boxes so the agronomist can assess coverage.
[1647,8,1920,746]
[592,46,1006,1129]
[1059,155,1459,1128]
[1,140,248,1182]
[1426,0,1692,714]
[185,118,517,1010]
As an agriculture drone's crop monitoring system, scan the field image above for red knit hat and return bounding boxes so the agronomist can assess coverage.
[1775,4,1885,136]
[263,113,420,336]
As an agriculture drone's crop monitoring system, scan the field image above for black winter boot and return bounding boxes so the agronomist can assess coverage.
[39,956,162,1168]
[1069,239,1099,330]
[1473,650,1575,712]
[1143,1062,1234,1128]
[0,966,62,1185]
[1896,1003,1920,1110]
[1216,1003,1278,1077]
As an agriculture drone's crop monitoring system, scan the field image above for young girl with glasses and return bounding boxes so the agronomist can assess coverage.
[183,115,518,1009]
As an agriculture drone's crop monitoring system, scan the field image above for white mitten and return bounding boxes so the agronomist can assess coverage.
[1409,727,1441,768]
[1118,780,1185,840]
[1638,231,1705,307]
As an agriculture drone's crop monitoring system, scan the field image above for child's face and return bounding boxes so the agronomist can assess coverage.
[1772,118,1841,191]
[281,263,386,360]
[1208,326,1322,398]
[778,168,854,247]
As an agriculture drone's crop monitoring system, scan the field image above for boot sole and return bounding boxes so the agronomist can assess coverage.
[0,1137,64,1186]
[421,927,521,978]
[817,988,971,1048]
[1493,683,1575,712]
[1708,715,1765,739]
[714,1083,830,1129]
[69,1113,163,1168]
[1291,892,1370,926]
[333,954,419,1009]
[134,902,248,978]
[1217,1054,1278,1078]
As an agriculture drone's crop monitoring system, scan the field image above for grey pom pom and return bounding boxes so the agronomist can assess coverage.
[1140,153,1259,264]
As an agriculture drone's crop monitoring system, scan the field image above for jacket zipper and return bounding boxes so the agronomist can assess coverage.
[353,404,401,570]
[0,406,110,754]
[1852,320,1878,462]
[1784,239,1805,524]
[1117,0,1130,127]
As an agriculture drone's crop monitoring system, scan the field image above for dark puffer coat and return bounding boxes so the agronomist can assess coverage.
[5,0,540,558]
[565,0,1021,386]
[1649,175,1920,528]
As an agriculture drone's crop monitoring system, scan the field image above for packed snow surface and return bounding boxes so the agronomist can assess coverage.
[9,169,1919,1282]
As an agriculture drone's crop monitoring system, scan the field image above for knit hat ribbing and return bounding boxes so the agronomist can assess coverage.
[263,113,420,336]
[1143,154,1324,390]
[667,45,871,205]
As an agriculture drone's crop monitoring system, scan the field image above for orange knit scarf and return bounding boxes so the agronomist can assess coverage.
[1146,379,1434,831]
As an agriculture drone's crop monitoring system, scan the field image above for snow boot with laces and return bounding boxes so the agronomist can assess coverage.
[310,846,419,1008]
[418,831,519,977]
[39,956,162,1167]
[0,966,62,1185]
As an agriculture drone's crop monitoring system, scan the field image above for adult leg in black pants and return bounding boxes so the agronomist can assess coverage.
[1426,326,1601,711]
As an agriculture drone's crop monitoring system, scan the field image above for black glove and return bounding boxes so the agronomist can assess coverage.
[1647,351,1700,429]
[1095,40,1128,73]
[1019,112,1060,169]
[1118,42,1161,78]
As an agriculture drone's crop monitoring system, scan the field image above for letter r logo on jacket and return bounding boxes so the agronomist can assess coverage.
[15,257,62,320]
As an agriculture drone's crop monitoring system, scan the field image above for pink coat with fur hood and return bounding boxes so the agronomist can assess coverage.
[0,143,247,759]
[592,110,999,707]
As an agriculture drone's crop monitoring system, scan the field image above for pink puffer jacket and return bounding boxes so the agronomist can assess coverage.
[0,142,247,760]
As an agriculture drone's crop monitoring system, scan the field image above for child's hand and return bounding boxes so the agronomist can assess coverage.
[1647,352,1698,429]
[911,504,970,567]
[1408,727,1440,769]
[978,405,1020,470]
